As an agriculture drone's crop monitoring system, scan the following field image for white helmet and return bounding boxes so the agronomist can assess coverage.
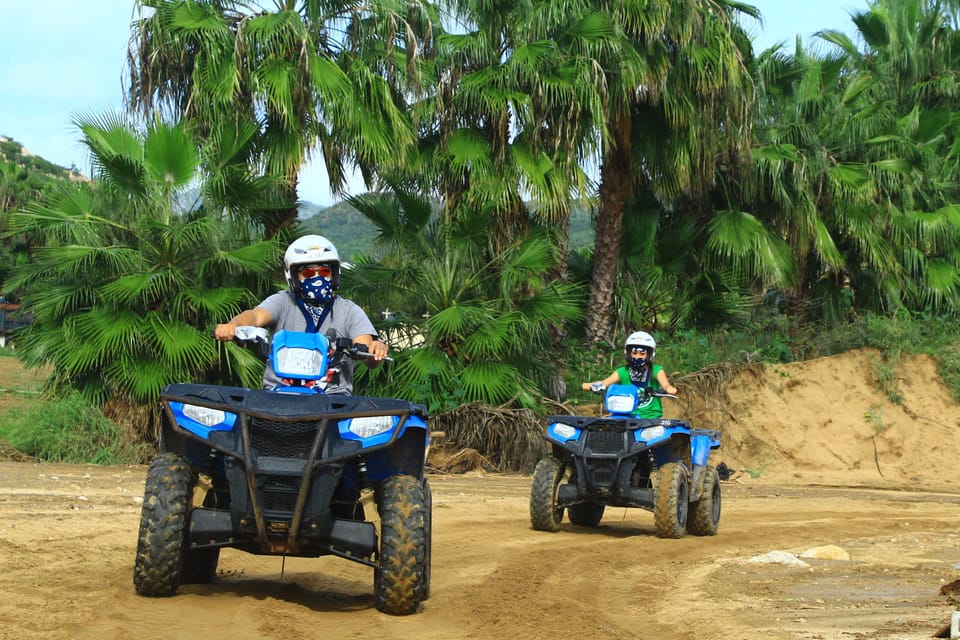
[284,235,341,295]
[624,330,656,361]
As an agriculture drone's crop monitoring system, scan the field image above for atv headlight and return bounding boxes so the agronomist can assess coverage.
[347,416,397,439]
[551,422,579,441]
[639,425,666,442]
[183,404,228,427]
[275,346,325,377]
[606,394,636,414]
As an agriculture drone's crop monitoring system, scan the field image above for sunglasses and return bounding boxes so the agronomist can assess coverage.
[629,346,651,354]
[298,264,333,279]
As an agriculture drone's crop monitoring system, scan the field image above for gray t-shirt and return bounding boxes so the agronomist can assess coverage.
[257,291,377,394]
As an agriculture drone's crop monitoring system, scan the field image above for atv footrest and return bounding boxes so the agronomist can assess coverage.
[324,518,377,559]
[557,483,654,509]
[190,508,234,542]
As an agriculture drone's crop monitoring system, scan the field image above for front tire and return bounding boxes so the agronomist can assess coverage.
[133,453,195,596]
[375,475,428,615]
[686,465,721,536]
[529,457,565,532]
[653,462,689,539]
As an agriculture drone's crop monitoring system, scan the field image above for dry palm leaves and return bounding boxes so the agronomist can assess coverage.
[431,403,547,473]
[673,362,760,429]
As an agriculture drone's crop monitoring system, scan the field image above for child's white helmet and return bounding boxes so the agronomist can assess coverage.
[624,330,656,361]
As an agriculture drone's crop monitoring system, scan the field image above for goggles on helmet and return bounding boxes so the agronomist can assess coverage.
[298,264,333,279]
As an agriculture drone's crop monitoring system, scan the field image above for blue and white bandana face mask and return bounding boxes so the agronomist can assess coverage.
[628,358,651,386]
[300,275,334,305]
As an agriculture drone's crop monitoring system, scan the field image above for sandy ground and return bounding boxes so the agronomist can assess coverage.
[2,350,960,639]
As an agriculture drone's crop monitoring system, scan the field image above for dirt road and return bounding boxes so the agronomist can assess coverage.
[2,461,960,640]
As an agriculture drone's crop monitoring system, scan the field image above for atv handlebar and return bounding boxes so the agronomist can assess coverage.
[589,385,676,400]
[233,325,268,344]
[330,336,394,362]
[226,327,392,362]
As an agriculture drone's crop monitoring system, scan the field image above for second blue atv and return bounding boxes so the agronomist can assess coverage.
[529,384,721,538]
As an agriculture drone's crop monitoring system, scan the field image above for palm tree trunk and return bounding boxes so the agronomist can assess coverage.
[584,143,631,343]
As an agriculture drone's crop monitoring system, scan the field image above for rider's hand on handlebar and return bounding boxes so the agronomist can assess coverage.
[214,323,237,341]
[364,339,390,361]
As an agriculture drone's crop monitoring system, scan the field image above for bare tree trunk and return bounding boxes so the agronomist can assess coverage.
[584,144,631,344]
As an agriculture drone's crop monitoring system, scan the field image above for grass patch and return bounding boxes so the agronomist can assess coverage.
[0,391,147,464]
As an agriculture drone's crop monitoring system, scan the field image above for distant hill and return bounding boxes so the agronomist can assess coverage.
[298,201,380,261]
[0,136,90,300]
[0,136,85,212]
[298,199,595,261]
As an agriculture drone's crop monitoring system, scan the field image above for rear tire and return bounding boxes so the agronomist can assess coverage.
[686,465,721,536]
[133,453,195,596]
[653,462,689,539]
[567,501,605,527]
[529,457,565,532]
[375,475,428,615]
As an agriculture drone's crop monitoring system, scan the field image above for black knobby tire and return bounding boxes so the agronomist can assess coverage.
[653,461,689,539]
[529,457,565,532]
[418,477,432,601]
[686,465,721,536]
[375,475,428,615]
[133,453,196,596]
[567,501,605,527]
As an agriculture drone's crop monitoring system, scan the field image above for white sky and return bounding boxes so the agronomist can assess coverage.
[0,0,870,206]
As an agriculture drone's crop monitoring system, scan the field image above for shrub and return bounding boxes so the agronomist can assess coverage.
[0,391,147,464]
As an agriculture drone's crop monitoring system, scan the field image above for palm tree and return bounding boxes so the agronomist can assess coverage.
[583,0,757,343]
[342,189,582,410]
[127,0,419,238]
[735,0,960,319]
[404,0,610,262]
[3,114,280,441]
[824,0,960,311]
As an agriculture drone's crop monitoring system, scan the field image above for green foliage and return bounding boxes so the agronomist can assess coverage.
[346,189,582,411]
[0,391,146,464]
[4,115,282,419]
[859,311,960,402]
[864,404,887,435]
[869,355,903,405]
[937,343,960,403]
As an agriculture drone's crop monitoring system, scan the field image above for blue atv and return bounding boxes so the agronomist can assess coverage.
[133,327,431,615]
[529,384,721,538]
